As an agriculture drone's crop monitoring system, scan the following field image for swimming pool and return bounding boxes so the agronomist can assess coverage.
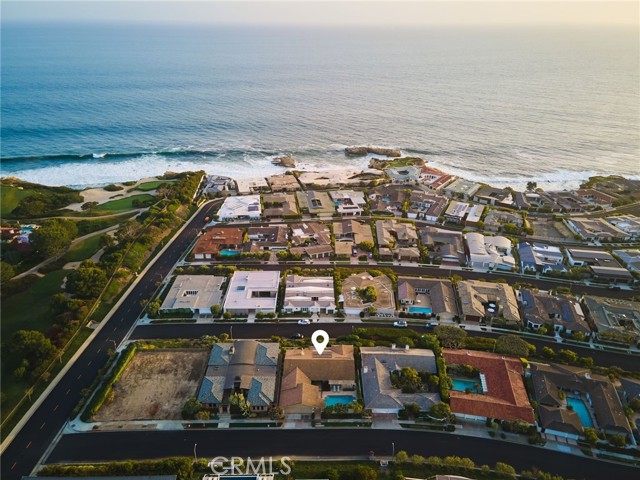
[567,397,594,428]
[408,306,432,314]
[219,249,240,257]
[451,378,482,393]
[325,395,356,407]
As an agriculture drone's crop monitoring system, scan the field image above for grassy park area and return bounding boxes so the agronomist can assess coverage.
[134,180,172,191]
[63,235,103,263]
[1,186,33,216]
[94,194,156,212]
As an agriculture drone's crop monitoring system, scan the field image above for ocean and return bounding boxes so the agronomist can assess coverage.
[1,23,638,189]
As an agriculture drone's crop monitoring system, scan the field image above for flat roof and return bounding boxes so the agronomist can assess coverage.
[160,276,225,311]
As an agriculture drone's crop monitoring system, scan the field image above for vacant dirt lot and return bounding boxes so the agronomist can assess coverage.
[528,219,573,240]
[95,349,208,421]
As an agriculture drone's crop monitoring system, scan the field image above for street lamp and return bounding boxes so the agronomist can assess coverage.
[194,443,198,463]
[391,442,395,458]
[230,325,233,340]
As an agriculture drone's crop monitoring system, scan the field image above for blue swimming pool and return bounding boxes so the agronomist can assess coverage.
[408,306,432,314]
[451,378,482,393]
[219,249,240,257]
[325,395,356,407]
[567,397,593,428]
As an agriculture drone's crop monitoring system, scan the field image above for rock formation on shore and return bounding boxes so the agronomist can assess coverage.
[271,155,297,168]
[344,146,401,157]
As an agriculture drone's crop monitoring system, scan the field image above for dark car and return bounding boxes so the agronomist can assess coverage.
[290,333,304,339]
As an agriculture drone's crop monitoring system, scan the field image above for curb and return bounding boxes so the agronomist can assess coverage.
[0,200,213,455]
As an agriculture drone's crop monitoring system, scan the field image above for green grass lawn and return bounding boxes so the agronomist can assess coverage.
[74,211,138,236]
[1,269,68,339]
[94,194,155,212]
[63,235,103,263]
[1,186,32,217]
[134,180,172,191]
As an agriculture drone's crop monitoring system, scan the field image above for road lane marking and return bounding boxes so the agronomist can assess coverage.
[87,360,92,366]
[66,389,71,395]
[40,422,46,430]
[26,441,32,449]
[77,374,82,380]
[54,404,59,411]
[11,462,17,470]
[97,348,101,354]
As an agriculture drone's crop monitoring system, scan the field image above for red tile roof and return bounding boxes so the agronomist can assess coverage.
[193,227,244,255]
[444,349,534,423]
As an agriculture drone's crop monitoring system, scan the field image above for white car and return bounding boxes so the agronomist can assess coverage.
[393,321,408,328]
[297,319,311,325]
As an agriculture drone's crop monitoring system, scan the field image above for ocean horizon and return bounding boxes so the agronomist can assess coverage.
[1,22,639,189]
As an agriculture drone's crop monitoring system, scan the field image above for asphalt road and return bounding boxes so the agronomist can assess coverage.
[0,202,219,480]
[47,429,640,480]
[131,323,640,371]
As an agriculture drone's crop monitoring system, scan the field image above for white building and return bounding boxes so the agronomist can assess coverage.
[465,232,516,271]
[159,276,226,316]
[329,190,366,216]
[282,275,336,314]
[217,195,262,221]
[222,271,280,315]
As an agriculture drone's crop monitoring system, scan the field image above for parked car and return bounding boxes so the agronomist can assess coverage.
[297,319,311,325]
[424,322,438,328]
[290,333,304,339]
[393,321,408,328]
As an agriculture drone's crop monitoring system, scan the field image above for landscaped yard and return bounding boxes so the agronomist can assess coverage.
[1,269,68,338]
[93,349,209,421]
[0,186,32,217]
[94,194,156,212]
[63,235,103,263]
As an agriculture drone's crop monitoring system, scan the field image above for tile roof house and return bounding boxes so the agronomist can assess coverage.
[607,215,640,239]
[296,190,335,216]
[246,225,288,251]
[197,340,279,413]
[483,209,523,232]
[222,271,280,315]
[457,280,521,326]
[290,222,331,246]
[444,349,534,423]
[566,249,618,267]
[407,191,448,222]
[565,218,630,242]
[193,227,244,259]
[261,193,299,218]
[329,190,367,216]
[282,275,336,314]
[375,219,418,248]
[472,186,514,207]
[420,226,465,266]
[341,272,396,315]
[612,249,640,274]
[385,165,422,183]
[267,173,300,192]
[360,346,440,413]
[217,195,262,221]
[582,296,640,347]
[368,186,408,215]
[520,289,592,335]
[280,345,356,414]
[333,219,374,257]
[530,362,632,439]
[397,276,460,321]
[159,276,226,316]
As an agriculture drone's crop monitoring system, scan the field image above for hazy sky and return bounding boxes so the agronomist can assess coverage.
[2,1,638,26]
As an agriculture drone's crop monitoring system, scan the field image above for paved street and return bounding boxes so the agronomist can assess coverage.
[47,429,640,480]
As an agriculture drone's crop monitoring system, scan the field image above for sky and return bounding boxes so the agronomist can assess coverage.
[2,1,638,26]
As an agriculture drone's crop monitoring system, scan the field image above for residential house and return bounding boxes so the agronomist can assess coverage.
[575,188,616,209]
[217,195,262,221]
[589,266,634,285]
[193,227,244,259]
[246,225,288,251]
[565,218,629,242]
[518,242,566,273]
[203,175,235,196]
[607,215,640,239]
[385,165,422,184]
[457,280,521,325]
[282,275,336,314]
[483,209,523,233]
[472,186,514,207]
[566,249,618,267]
[290,222,331,247]
[159,276,226,316]
[236,178,269,195]
[419,166,455,190]
[464,232,516,271]
[420,227,465,266]
[582,296,640,346]
[280,345,356,414]
[222,271,280,316]
[340,272,395,316]
[368,185,408,215]
[329,190,367,216]
[520,289,591,335]
[267,174,300,192]
[444,201,469,224]
[530,363,632,439]
[360,346,440,414]
[613,249,640,274]
[261,193,298,219]
[464,204,485,228]
[333,219,374,257]
[407,191,448,222]
[444,349,534,424]
[296,190,334,216]
[376,219,418,248]
[442,178,481,200]
[397,276,459,321]
[197,340,279,413]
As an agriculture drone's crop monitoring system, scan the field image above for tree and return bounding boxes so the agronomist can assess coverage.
[353,465,377,480]
[558,349,579,365]
[430,402,452,419]
[411,454,425,465]
[495,462,517,479]
[609,433,627,447]
[66,262,107,298]
[357,285,377,303]
[402,402,421,419]
[0,261,15,283]
[146,299,161,317]
[495,334,531,358]
[182,397,203,419]
[30,219,78,258]
[395,450,409,464]
[526,181,537,191]
[434,325,467,348]
[583,427,599,445]
[230,392,252,417]
[358,241,375,252]
[326,468,340,480]
[195,410,210,420]
[9,330,59,380]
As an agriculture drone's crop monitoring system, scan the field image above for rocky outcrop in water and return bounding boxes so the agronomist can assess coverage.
[271,155,297,168]
[345,146,401,157]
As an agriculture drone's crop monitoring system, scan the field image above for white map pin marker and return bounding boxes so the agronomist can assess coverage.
[311,330,329,355]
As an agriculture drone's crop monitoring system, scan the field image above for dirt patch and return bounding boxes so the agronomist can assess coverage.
[528,219,573,240]
[94,349,208,421]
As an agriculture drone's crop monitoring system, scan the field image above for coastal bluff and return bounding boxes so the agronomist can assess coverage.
[344,146,401,157]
